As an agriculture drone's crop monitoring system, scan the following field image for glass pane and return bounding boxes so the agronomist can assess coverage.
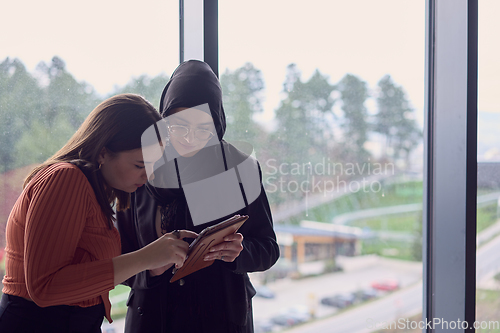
[220,1,424,332]
[0,1,178,331]
[476,1,500,332]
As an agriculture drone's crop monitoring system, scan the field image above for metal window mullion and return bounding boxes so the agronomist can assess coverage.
[423,0,436,328]
[203,0,218,77]
[179,0,218,76]
[465,0,478,329]
[423,0,478,332]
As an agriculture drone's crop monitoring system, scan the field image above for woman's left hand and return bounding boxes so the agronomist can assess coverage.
[204,233,244,262]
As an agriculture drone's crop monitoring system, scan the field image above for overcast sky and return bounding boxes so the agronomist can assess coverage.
[1,0,499,126]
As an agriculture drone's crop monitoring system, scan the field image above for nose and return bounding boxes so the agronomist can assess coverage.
[141,168,149,181]
[184,128,196,144]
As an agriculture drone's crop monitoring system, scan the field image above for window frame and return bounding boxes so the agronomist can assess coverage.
[423,0,478,331]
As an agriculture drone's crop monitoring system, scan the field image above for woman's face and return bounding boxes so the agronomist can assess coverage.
[167,107,215,157]
[98,148,150,193]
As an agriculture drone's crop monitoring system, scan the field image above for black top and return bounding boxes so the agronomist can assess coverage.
[116,160,279,332]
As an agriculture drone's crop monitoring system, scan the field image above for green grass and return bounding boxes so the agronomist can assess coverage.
[280,179,500,262]
[361,239,418,261]
[478,203,499,233]
[109,284,131,298]
[349,203,497,235]
[108,284,131,321]
[283,178,499,236]
[351,212,420,232]
[473,289,500,332]
[285,180,424,225]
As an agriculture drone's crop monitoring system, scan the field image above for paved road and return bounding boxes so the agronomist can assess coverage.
[284,282,422,333]
[477,230,500,281]
[283,233,500,333]
[252,257,422,323]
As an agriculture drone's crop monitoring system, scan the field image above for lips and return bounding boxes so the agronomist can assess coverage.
[178,141,197,150]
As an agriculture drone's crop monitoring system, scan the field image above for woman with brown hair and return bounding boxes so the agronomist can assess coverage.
[0,93,196,332]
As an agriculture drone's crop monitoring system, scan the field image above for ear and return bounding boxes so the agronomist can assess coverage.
[97,147,108,165]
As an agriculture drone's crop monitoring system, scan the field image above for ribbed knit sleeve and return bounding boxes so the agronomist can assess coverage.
[22,164,116,307]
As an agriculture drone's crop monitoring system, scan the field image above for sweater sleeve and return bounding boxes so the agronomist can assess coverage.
[24,165,115,307]
[116,189,164,289]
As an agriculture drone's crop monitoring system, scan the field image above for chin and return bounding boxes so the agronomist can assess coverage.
[173,142,202,157]
[179,149,201,157]
[122,186,140,193]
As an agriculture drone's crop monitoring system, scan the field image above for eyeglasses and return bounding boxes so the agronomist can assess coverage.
[167,124,215,141]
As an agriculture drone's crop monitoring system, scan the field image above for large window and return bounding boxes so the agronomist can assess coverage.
[219,1,425,332]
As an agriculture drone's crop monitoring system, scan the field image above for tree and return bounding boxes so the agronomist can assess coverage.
[111,73,170,110]
[0,56,103,172]
[14,114,75,168]
[220,63,266,153]
[337,74,370,162]
[35,56,100,129]
[269,64,336,203]
[0,58,43,172]
[374,75,422,168]
[10,56,102,168]
[274,64,336,158]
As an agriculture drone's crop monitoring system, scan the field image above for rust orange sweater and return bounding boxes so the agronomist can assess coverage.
[2,162,120,322]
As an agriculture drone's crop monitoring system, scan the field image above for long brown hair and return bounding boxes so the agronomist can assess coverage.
[24,93,161,227]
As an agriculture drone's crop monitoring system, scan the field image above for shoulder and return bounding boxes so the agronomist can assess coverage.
[29,162,91,193]
[222,140,260,169]
[38,162,87,181]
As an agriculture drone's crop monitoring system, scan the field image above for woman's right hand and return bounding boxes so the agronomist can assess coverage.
[142,230,198,272]
[113,230,198,285]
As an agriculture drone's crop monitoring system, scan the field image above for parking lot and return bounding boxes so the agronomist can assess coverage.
[251,255,422,332]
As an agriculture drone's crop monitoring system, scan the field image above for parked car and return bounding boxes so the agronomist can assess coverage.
[271,305,311,328]
[281,305,311,323]
[270,313,298,327]
[254,319,275,333]
[320,293,356,308]
[353,288,379,301]
[371,279,400,291]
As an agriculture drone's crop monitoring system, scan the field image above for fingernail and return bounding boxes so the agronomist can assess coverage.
[210,248,215,252]
[204,256,209,261]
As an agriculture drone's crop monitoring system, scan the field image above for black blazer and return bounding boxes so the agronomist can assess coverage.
[116,162,279,333]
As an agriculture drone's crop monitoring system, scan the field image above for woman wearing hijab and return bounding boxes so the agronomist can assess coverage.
[116,60,279,333]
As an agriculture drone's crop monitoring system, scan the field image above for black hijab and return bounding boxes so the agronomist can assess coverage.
[146,60,248,230]
[159,60,226,140]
